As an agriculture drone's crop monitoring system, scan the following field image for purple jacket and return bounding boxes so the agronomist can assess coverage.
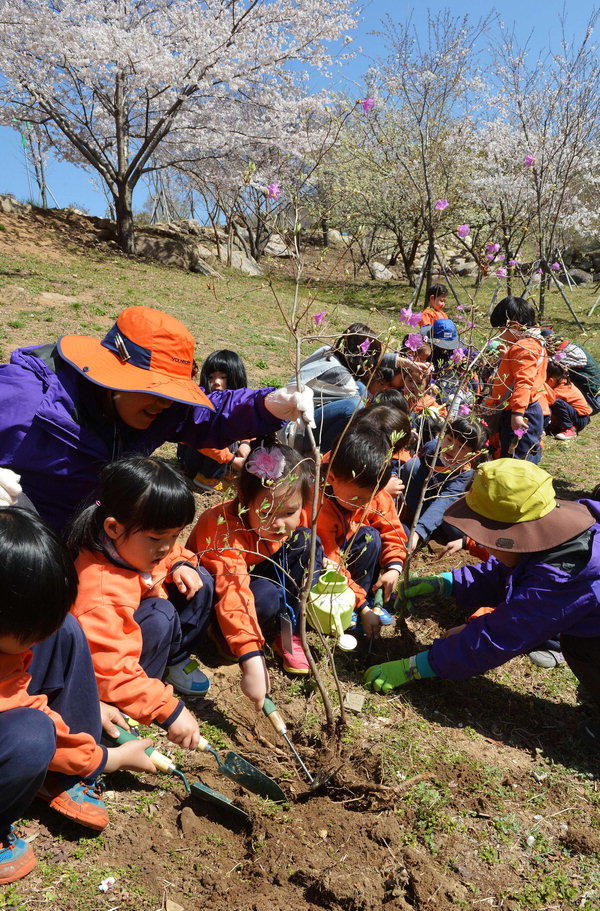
[0,344,282,533]
[429,500,600,680]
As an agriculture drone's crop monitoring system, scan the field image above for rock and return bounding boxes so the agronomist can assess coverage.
[566,268,593,284]
[371,261,394,281]
[218,249,263,276]
[38,291,79,304]
[136,233,194,270]
[0,195,23,214]
[326,229,345,246]
[264,234,291,257]
[191,257,223,279]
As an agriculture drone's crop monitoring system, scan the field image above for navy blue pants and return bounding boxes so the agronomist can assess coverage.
[549,399,590,434]
[310,395,364,454]
[134,567,214,678]
[342,525,382,600]
[499,402,544,464]
[0,614,102,839]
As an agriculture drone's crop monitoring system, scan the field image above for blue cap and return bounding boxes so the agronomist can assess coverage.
[429,318,460,349]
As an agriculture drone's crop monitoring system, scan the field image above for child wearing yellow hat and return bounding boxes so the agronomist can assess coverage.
[365,460,600,745]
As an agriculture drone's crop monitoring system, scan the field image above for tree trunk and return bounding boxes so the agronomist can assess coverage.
[321,217,329,247]
[114,183,136,255]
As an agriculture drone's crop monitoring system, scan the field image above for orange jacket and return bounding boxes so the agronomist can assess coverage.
[412,393,448,416]
[300,488,406,607]
[0,650,105,778]
[198,446,236,465]
[188,501,283,660]
[419,307,448,327]
[546,380,592,416]
[484,336,548,415]
[72,544,196,725]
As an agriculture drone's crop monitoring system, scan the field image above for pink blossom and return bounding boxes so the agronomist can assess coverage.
[314,311,325,326]
[497,254,505,261]
[513,427,526,438]
[457,224,470,238]
[435,199,449,210]
[456,304,464,311]
[486,254,495,262]
[360,97,374,113]
[524,155,535,167]
[266,182,280,200]
[495,267,507,278]
[536,267,543,274]
[458,404,471,416]
[551,262,561,271]
[245,446,286,481]
[451,347,466,365]
[486,242,500,254]
[508,259,517,266]
[554,351,565,362]
[467,321,474,329]
[399,307,422,328]
[405,333,423,352]
[359,338,371,355]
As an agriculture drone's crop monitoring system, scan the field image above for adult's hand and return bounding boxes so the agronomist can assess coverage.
[265,384,315,427]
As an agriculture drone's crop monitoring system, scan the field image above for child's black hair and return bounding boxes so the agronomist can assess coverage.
[445,416,488,451]
[333,322,382,380]
[68,456,196,554]
[350,404,412,451]
[199,349,248,391]
[237,437,314,508]
[425,283,448,301]
[490,296,537,328]
[0,507,78,644]
[329,429,392,492]
[372,387,410,415]
[547,360,569,383]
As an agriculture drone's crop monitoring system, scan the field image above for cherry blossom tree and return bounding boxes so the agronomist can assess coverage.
[0,0,356,253]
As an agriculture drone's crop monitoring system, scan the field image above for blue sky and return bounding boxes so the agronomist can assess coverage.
[0,0,592,217]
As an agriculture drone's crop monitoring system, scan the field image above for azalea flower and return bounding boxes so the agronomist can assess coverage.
[314,311,325,326]
[486,242,500,254]
[554,351,565,362]
[497,254,505,261]
[508,259,517,266]
[405,333,423,352]
[524,155,535,166]
[399,307,422,327]
[451,347,466,365]
[360,97,374,113]
[458,403,471,416]
[551,262,561,271]
[457,224,470,238]
[495,267,507,278]
[486,254,495,262]
[435,199,449,210]
[513,427,526,438]
[456,304,464,311]
[536,267,543,274]
[266,182,280,200]
[359,338,371,355]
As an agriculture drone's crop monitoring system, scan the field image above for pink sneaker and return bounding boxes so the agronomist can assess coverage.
[555,427,577,440]
[273,633,310,675]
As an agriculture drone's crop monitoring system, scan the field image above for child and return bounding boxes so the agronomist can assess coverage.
[546,361,592,440]
[68,457,214,752]
[188,440,320,709]
[419,283,449,326]
[401,417,487,552]
[365,460,600,754]
[178,349,252,489]
[0,507,155,884]
[306,429,407,637]
[348,402,412,500]
[483,296,548,463]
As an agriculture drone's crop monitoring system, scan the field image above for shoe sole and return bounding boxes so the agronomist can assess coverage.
[0,849,36,884]
[37,792,108,831]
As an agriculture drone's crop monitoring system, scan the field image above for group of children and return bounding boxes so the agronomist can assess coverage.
[2,292,599,885]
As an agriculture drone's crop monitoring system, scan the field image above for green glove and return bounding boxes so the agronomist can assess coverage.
[397,571,453,602]
[364,650,436,694]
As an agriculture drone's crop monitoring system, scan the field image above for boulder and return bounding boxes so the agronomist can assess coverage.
[218,248,263,276]
[136,233,195,270]
[264,234,291,257]
[371,261,394,281]
[0,195,30,214]
[566,268,593,285]
[326,229,345,246]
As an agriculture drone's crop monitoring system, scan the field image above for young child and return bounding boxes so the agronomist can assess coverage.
[0,507,155,884]
[348,402,412,500]
[483,296,548,463]
[188,440,319,710]
[68,457,214,752]
[419,283,449,326]
[401,417,487,552]
[546,361,592,440]
[306,429,407,637]
[178,349,252,489]
[365,460,600,754]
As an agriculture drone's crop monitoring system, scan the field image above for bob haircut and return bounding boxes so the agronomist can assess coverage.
[237,437,314,508]
[333,323,383,381]
[68,456,196,554]
[0,507,78,644]
[329,428,392,492]
[199,349,248,391]
[349,404,412,451]
[490,296,537,328]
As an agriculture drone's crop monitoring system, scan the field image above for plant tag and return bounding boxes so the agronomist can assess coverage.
[279,613,294,653]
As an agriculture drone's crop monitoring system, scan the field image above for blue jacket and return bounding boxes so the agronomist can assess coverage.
[0,344,281,533]
[429,500,600,680]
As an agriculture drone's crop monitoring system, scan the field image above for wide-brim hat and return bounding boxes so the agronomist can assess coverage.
[420,318,460,350]
[444,459,595,552]
[58,306,213,409]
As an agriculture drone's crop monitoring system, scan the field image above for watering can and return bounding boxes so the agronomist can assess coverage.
[307,570,357,651]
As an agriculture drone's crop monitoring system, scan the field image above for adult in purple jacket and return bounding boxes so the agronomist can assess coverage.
[0,306,310,535]
[365,460,600,743]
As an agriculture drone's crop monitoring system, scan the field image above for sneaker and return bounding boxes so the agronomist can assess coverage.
[273,633,310,675]
[0,828,36,884]
[555,427,577,440]
[527,647,565,668]
[165,658,211,696]
[37,774,108,831]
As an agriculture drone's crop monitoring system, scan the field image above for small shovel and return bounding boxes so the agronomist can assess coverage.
[197,735,286,802]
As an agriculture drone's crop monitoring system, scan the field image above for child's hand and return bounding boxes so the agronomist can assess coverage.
[99,701,129,739]
[385,476,405,499]
[510,413,528,434]
[240,655,269,711]
[360,606,382,639]
[443,624,467,638]
[438,538,464,559]
[374,568,401,601]
[172,565,202,600]
[167,706,200,750]
[104,738,157,774]
[407,531,421,554]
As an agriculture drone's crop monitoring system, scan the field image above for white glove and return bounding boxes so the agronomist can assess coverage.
[0,468,22,507]
[265,383,315,428]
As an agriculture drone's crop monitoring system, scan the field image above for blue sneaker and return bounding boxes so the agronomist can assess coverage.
[38,774,108,831]
[0,828,36,884]
[165,658,211,696]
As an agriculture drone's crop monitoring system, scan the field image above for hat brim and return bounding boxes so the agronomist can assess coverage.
[444,496,595,553]
[431,337,460,350]
[57,335,213,409]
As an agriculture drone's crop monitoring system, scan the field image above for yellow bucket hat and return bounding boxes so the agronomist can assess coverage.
[444,459,594,552]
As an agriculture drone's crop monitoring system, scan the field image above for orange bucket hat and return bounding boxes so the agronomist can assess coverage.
[57,306,212,409]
